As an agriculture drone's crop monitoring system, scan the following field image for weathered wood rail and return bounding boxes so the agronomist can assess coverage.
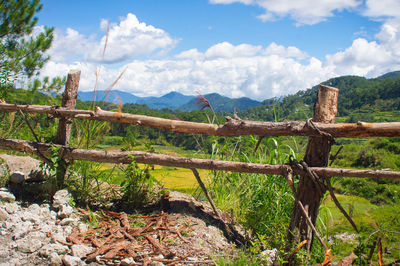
[0,103,399,137]
[1,137,399,180]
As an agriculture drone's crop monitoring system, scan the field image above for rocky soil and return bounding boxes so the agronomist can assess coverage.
[0,154,240,266]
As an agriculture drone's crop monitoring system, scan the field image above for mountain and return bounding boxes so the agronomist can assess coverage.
[240,71,400,122]
[376,71,400,80]
[136,91,194,109]
[179,93,261,112]
[78,90,140,105]
[78,90,260,112]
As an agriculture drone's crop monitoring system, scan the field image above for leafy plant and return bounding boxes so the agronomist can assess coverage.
[120,156,160,208]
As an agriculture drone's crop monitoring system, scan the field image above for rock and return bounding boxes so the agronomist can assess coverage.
[71,244,94,259]
[12,221,33,240]
[78,223,88,234]
[150,262,165,266]
[51,232,67,244]
[62,255,86,266]
[4,202,19,214]
[9,171,26,184]
[0,187,15,202]
[120,257,136,265]
[58,204,74,219]
[27,203,41,216]
[39,243,70,257]
[16,238,43,253]
[53,190,70,210]
[60,217,77,226]
[0,208,8,221]
[260,248,278,265]
[49,252,63,266]
[0,154,40,175]
[21,212,40,225]
[28,231,47,241]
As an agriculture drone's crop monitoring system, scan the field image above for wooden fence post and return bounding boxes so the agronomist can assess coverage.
[288,84,339,252]
[55,70,80,188]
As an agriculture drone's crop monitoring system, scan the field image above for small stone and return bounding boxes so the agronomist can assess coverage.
[63,225,73,236]
[27,203,41,215]
[16,238,43,253]
[51,232,67,244]
[12,221,33,240]
[49,252,63,266]
[53,190,70,210]
[0,188,15,202]
[62,255,86,266]
[9,171,26,183]
[150,262,165,266]
[0,250,9,258]
[77,223,88,234]
[39,243,70,257]
[60,218,77,226]
[71,244,94,259]
[4,202,19,214]
[58,204,74,219]
[120,257,136,266]
[28,231,47,241]
[0,208,8,221]
[260,248,278,265]
[21,212,40,225]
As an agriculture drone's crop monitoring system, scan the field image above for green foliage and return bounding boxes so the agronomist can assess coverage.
[120,156,160,208]
[0,0,54,98]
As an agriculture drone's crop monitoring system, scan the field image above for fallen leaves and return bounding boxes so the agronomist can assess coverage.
[67,210,199,265]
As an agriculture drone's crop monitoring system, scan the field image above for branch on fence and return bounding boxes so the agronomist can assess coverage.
[282,166,327,251]
[0,102,399,137]
[325,178,359,233]
[16,109,52,165]
[1,137,400,180]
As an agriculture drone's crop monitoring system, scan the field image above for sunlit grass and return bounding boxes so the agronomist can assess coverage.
[318,194,400,263]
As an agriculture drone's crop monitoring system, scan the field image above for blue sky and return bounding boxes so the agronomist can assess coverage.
[36,0,400,100]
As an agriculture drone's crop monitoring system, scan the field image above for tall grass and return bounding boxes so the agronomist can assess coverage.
[203,135,299,259]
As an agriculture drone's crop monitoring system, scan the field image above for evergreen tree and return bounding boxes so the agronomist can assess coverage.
[0,0,54,97]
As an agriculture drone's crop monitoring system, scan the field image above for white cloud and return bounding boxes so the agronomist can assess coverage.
[364,0,400,19]
[41,41,336,100]
[210,0,361,25]
[205,42,262,58]
[47,13,177,64]
[325,19,400,77]
[264,42,308,59]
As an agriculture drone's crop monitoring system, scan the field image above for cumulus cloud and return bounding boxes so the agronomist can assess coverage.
[41,40,337,100]
[47,13,177,64]
[325,19,400,77]
[205,42,262,58]
[210,0,361,25]
[264,42,308,59]
[364,0,400,19]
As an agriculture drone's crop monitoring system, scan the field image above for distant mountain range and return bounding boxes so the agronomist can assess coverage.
[78,71,400,113]
[78,90,261,112]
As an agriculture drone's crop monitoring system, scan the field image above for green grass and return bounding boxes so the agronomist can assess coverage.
[318,194,400,264]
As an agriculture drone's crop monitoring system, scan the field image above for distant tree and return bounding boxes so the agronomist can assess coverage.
[0,0,54,98]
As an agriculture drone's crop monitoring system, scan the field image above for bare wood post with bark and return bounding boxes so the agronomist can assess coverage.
[288,84,339,252]
[55,70,81,188]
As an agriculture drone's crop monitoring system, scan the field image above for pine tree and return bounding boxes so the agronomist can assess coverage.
[0,0,54,97]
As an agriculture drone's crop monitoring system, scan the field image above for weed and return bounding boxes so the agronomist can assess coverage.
[120,156,161,208]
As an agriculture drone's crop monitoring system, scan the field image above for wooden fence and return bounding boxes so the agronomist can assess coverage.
[1,70,399,257]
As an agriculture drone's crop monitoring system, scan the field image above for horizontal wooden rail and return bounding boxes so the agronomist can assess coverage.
[0,103,399,138]
[1,137,399,180]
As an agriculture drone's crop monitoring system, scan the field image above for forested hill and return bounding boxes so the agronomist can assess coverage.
[239,71,400,122]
